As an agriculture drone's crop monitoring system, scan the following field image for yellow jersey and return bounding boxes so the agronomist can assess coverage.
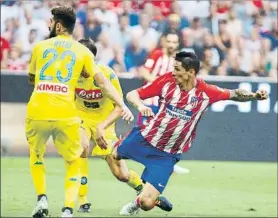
[75,63,123,125]
[27,35,97,120]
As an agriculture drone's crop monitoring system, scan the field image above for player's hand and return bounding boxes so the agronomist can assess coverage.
[138,105,155,117]
[255,90,268,100]
[95,125,108,150]
[120,104,134,124]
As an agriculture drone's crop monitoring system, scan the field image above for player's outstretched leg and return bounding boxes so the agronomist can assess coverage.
[105,154,143,194]
[112,147,173,213]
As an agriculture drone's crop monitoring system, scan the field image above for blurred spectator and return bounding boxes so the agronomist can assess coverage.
[199,48,218,76]
[139,32,179,83]
[0,35,10,69]
[73,22,85,41]
[162,13,182,37]
[0,0,276,79]
[18,29,39,62]
[130,12,160,52]
[214,20,234,63]
[200,33,220,72]
[94,1,118,28]
[7,45,27,71]
[226,7,243,38]
[170,1,190,30]
[106,14,131,50]
[96,32,115,65]
[16,7,49,42]
[189,17,209,48]
[124,34,148,74]
[108,48,127,75]
[178,0,210,20]
[180,28,196,54]
[118,0,139,26]
[84,10,102,42]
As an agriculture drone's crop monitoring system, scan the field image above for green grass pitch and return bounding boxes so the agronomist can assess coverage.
[1,157,277,217]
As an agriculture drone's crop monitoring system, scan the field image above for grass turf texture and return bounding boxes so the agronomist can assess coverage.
[1,157,277,217]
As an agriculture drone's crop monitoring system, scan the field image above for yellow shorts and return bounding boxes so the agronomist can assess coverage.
[81,119,118,158]
[25,118,83,162]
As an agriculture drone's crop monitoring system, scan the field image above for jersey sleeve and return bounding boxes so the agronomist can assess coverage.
[204,82,231,104]
[137,74,169,100]
[83,49,97,78]
[28,44,38,75]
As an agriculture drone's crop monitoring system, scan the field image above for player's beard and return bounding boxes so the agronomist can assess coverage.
[49,22,57,39]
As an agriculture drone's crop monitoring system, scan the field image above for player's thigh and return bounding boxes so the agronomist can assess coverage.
[105,155,130,180]
[141,164,174,194]
[25,119,51,154]
[116,127,145,162]
[52,120,83,162]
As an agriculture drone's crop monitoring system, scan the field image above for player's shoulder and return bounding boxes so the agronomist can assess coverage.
[196,78,210,91]
[196,78,223,96]
[157,72,174,84]
[74,41,88,52]
[97,63,117,80]
[34,38,50,49]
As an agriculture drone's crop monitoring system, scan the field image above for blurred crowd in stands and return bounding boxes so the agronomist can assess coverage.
[1,0,277,79]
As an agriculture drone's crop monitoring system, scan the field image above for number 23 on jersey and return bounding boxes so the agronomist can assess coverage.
[40,48,76,83]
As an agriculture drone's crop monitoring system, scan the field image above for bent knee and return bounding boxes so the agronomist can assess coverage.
[139,196,155,211]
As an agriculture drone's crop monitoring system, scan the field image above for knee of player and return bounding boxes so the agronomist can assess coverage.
[139,196,155,211]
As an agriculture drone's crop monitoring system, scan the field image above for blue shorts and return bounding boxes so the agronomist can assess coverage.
[117,127,181,193]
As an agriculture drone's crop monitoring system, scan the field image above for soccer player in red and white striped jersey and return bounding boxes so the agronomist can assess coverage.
[138,32,188,174]
[113,51,268,215]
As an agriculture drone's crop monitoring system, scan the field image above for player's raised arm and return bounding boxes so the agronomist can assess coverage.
[229,89,268,102]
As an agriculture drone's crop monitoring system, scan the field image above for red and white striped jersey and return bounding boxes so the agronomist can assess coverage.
[143,49,175,106]
[137,73,230,154]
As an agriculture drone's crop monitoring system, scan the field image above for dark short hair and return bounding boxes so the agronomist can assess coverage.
[78,38,97,56]
[175,51,200,74]
[51,6,76,34]
[165,31,179,38]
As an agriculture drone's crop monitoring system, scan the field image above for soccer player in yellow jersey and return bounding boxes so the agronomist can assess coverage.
[26,6,133,218]
[75,38,143,213]
[75,39,173,214]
